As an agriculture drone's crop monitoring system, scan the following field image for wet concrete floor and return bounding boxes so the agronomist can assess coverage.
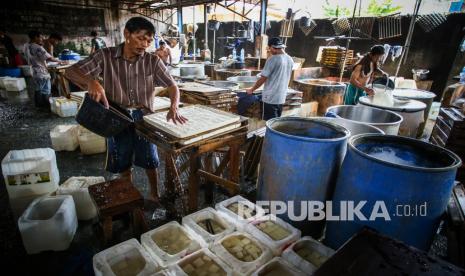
[0,91,247,275]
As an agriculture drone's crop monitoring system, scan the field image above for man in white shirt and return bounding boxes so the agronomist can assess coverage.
[246,37,294,120]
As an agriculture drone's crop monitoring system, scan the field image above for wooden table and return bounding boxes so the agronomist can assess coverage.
[135,119,247,213]
[88,178,148,244]
[47,63,75,97]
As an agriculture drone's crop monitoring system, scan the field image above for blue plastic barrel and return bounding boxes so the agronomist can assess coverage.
[325,134,462,250]
[257,117,350,238]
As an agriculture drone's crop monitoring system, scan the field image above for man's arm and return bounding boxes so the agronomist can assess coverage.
[168,48,172,65]
[246,76,267,94]
[152,56,187,124]
[166,85,187,124]
[64,51,108,107]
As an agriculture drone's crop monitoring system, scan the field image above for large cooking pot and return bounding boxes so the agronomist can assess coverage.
[326,105,403,135]
[227,76,259,89]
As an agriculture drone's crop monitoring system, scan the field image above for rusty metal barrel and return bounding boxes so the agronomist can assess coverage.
[293,79,346,115]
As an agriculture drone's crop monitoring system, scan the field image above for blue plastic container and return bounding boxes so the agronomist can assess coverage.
[325,134,462,250]
[0,67,21,77]
[257,117,350,238]
[59,52,80,61]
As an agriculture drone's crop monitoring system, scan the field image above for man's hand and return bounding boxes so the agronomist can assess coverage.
[364,87,375,96]
[246,88,254,95]
[166,106,188,125]
[87,79,109,108]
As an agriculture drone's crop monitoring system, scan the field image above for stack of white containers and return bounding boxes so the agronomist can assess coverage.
[182,207,235,245]
[18,195,77,254]
[49,97,78,117]
[93,239,160,276]
[245,214,301,256]
[282,236,335,273]
[50,125,79,151]
[211,232,273,275]
[56,176,105,220]
[92,196,334,275]
[78,126,106,155]
[141,221,206,267]
[1,148,60,217]
[252,257,303,276]
[3,77,27,91]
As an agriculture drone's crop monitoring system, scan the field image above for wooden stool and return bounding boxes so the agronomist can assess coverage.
[88,179,148,244]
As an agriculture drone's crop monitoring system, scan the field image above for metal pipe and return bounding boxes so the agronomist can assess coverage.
[193,5,196,61]
[259,0,267,35]
[395,0,422,77]
[339,0,358,82]
[177,6,183,33]
[204,4,209,50]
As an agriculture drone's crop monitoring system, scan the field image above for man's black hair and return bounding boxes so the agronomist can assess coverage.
[370,45,385,56]
[125,17,155,36]
[28,30,42,40]
[49,33,62,41]
[159,40,166,45]
[90,31,98,37]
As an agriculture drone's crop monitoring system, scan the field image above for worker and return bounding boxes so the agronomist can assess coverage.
[344,45,388,105]
[43,33,63,57]
[24,31,65,108]
[246,37,294,120]
[154,40,172,65]
[65,17,187,203]
[169,38,181,64]
[90,31,107,54]
[0,30,23,66]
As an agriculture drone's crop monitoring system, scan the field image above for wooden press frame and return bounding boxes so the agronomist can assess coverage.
[135,118,248,213]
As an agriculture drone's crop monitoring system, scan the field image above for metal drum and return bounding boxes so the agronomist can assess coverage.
[293,79,346,115]
[227,76,260,89]
[326,105,403,135]
[325,134,462,250]
[358,96,426,138]
[214,68,251,80]
[392,88,436,137]
[257,117,350,238]
[319,117,385,136]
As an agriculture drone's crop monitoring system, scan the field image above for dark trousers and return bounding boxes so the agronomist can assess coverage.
[263,102,283,120]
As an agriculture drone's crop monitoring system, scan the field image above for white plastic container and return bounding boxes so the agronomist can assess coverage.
[50,125,79,151]
[251,257,303,276]
[211,231,273,275]
[172,248,233,276]
[18,195,77,254]
[244,215,301,256]
[215,195,266,231]
[182,207,235,246]
[56,176,105,220]
[3,77,26,91]
[78,127,106,155]
[93,238,160,276]
[0,76,11,89]
[141,221,207,267]
[282,236,335,273]
[54,97,78,117]
[2,148,60,199]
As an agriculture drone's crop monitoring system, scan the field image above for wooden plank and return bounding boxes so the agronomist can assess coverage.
[198,169,239,194]
[214,151,231,176]
[229,142,241,183]
[188,151,201,212]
